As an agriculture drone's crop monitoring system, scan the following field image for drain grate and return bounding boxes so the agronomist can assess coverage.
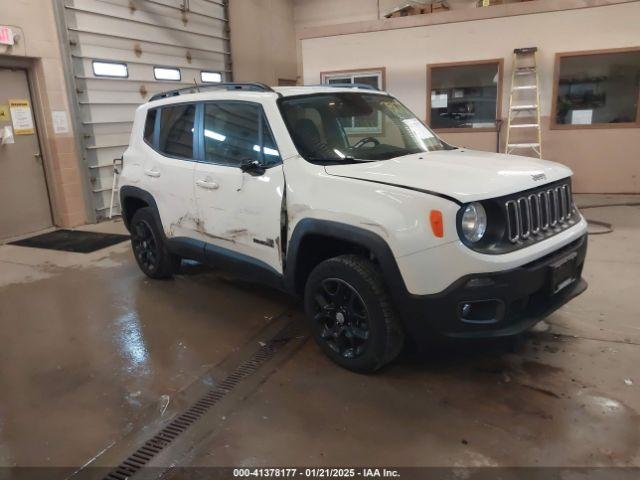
[103,338,290,480]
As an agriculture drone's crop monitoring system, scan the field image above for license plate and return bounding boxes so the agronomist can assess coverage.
[550,252,578,294]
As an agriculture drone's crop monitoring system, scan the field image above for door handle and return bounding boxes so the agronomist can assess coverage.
[144,169,161,178]
[196,179,220,190]
[34,153,42,161]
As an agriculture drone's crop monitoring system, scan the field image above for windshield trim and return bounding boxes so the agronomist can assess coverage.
[277,92,454,165]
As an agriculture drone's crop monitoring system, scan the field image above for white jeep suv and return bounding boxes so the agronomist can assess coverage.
[119,83,588,372]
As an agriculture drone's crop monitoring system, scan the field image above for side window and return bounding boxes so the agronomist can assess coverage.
[203,102,280,167]
[158,104,195,159]
[144,108,157,145]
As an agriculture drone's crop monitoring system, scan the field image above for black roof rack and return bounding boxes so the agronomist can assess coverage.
[149,82,279,102]
[307,83,380,91]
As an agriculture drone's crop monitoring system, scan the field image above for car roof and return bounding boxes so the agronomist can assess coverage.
[146,85,389,107]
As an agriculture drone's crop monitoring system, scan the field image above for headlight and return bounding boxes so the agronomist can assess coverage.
[461,202,487,242]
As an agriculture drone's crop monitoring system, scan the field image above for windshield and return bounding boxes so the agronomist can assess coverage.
[279,92,452,164]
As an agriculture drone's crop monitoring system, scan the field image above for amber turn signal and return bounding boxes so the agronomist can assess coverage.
[430,210,444,238]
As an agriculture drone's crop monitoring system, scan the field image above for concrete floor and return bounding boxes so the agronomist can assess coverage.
[0,197,638,473]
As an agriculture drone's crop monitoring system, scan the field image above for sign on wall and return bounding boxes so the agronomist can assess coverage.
[52,110,70,134]
[431,93,448,109]
[0,26,14,46]
[9,99,34,135]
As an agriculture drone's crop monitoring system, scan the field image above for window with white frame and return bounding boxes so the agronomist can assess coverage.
[201,71,222,83]
[92,61,128,78]
[321,69,384,134]
[154,67,181,81]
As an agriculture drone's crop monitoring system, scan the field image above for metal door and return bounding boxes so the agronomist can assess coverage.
[0,68,52,240]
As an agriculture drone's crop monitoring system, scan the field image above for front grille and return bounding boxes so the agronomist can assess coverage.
[505,182,575,243]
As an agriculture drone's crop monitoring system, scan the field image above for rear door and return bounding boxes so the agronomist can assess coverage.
[144,103,197,239]
[193,101,285,273]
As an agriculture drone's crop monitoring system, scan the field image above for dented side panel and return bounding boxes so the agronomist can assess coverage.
[120,105,198,240]
[193,162,286,274]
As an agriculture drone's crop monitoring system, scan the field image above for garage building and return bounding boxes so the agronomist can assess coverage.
[0,0,639,477]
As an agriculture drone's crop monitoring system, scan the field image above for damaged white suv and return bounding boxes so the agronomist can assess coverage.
[119,83,587,372]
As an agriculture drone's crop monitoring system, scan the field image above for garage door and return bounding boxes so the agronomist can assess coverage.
[62,0,231,219]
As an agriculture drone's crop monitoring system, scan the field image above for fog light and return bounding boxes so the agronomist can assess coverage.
[458,299,504,324]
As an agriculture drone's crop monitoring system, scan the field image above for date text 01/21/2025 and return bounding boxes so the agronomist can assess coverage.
[232,468,401,478]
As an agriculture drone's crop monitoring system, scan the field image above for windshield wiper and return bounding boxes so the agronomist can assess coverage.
[341,156,374,163]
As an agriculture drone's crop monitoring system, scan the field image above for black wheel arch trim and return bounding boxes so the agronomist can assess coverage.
[284,218,411,304]
[119,185,163,233]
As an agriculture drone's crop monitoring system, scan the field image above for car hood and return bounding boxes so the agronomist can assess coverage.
[324,149,573,203]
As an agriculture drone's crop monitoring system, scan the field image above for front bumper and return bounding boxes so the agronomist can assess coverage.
[399,234,588,340]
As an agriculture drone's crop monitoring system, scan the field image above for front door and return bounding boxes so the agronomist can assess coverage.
[194,101,285,273]
[0,68,52,240]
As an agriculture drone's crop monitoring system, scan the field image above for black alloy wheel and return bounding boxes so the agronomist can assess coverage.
[304,255,404,373]
[313,278,371,359]
[132,219,158,273]
[130,207,180,279]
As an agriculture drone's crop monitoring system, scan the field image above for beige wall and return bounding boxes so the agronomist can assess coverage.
[300,1,640,193]
[0,0,89,227]
[229,0,298,85]
[294,0,480,29]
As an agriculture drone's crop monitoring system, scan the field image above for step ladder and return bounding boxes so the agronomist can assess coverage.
[505,47,542,158]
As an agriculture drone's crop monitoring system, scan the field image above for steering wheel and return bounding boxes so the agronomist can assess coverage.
[352,136,380,149]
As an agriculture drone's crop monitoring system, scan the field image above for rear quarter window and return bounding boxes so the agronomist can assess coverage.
[144,108,157,145]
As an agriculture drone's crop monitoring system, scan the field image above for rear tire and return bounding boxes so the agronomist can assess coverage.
[130,207,180,279]
[304,254,404,373]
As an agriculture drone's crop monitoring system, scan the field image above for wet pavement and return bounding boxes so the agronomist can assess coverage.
[0,198,639,472]
[0,222,292,468]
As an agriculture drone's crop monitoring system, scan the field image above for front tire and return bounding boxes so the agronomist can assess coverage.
[130,207,180,279]
[304,255,404,373]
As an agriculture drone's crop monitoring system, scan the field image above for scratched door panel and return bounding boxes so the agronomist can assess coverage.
[194,101,285,273]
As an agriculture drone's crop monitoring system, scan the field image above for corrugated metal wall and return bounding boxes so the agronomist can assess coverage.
[62,0,231,218]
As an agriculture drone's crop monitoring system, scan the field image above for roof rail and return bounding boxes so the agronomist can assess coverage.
[149,82,279,102]
[306,83,380,91]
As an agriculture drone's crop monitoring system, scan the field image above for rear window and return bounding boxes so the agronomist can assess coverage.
[144,108,157,145]
[158,104,196,159]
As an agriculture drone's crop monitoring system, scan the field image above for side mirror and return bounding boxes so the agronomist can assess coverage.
[240,158,265,176]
